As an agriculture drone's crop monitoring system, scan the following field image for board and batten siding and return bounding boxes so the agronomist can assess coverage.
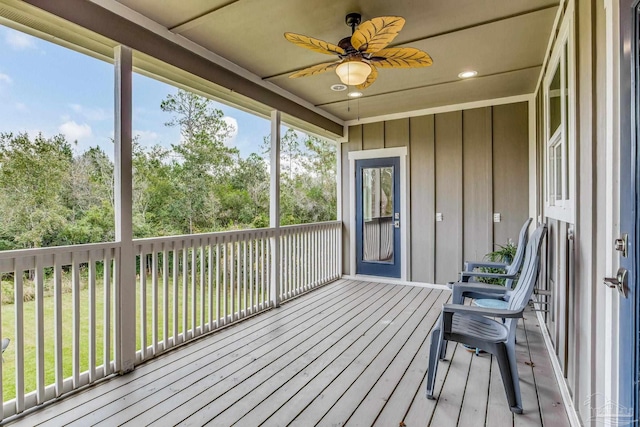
[342,102,529,284]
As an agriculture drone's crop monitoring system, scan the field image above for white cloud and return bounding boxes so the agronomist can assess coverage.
[0,73,12,84]
[69,104,109,121]
[222,116,239,144]
[59,121,92,142]
[15,102,28,112]
[133,130,159,145]
[5,30,36,50]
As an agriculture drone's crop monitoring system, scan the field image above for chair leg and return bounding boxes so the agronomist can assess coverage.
[495,344,523,414]
[426,326,443,399]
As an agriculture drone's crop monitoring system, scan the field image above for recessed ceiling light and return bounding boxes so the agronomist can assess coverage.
[331,84,348,91]
[348,91,363,98]
[458,70,478,79]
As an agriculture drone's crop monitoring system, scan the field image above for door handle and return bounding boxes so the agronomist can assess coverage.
[603,268,629,298]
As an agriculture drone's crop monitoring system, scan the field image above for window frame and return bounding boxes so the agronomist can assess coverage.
[543,5,576,223]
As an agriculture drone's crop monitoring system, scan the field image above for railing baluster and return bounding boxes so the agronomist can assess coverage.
[53,255,64,397]
[35,255,45,403]
[191,240,197,337]
[264,236,269,306]
[182,244,188,342]
[223,238,228,325]
[207,240,213,331]
[14,258,24,413]
[249,238,254,313]
[172,243,179,346]
[88,250,96,383]
[200,242,205,333]
[104,250,112,376]
[243,239,247,317]
[152,247,158,356]
[72,254,80,389]
[139,248,147,360]
[215,238,221,327]
[230,238,236,321]
[162,245,169,351]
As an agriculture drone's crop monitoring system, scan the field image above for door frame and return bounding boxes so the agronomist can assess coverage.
[616,0,639,422]
[348,147,410,281]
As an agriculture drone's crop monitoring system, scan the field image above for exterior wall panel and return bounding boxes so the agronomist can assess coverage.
[342,102,528,284]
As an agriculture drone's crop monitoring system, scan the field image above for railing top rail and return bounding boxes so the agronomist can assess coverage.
[134,220,342,247]
[0,241,120,261]
[133,227,277,247]
[279,220,341,233]
[0,220,343,259]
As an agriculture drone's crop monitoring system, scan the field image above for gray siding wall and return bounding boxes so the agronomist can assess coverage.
[342,102,530,282]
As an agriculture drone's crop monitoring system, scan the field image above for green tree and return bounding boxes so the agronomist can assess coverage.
[161,90,239,234]
[0,132,73,249]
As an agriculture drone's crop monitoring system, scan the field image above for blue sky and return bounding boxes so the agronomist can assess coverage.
[0,25,271,158]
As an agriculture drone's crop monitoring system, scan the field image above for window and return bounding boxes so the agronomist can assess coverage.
[544,12,575,223]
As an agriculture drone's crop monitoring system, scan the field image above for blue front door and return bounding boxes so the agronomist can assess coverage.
[618,0,639,422]
[355,157,401,278]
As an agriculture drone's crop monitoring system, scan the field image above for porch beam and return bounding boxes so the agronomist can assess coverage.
[270,110,281,307]
[114,45,136,374]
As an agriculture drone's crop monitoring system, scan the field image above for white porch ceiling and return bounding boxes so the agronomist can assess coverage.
[113,0,559,122]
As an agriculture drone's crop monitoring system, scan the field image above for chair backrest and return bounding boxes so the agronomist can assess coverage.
[505,224,547,334]
[505,217,533,276]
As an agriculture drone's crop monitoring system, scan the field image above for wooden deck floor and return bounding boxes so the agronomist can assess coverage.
[6,279,571,427]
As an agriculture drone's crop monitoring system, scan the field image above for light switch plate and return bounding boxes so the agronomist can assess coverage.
[436,213,443,222]
[493,213,501,223]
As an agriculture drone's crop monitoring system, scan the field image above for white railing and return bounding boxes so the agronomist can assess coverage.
[0,220,342,420]
[133,228,275,362]
[279,221,341,302]
[0,242,120,420]
[133,220,342,361]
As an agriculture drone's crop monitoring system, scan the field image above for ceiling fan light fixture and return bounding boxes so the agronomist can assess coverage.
[335,59,371,86]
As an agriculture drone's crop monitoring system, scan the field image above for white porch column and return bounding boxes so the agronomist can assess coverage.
[114,45,136,373]
[270,110,281,307]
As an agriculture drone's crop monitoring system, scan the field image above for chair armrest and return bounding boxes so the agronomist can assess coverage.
[460,271,517,282]
[464,260,508,271]
[442,304,523,318]
[441,304,523,334]
[451,282,508,304]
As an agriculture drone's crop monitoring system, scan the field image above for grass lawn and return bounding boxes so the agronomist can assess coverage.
[0,271,263,402]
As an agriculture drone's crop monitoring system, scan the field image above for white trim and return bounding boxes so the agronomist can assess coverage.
[534,0,568,95]
[348,147,410,281]
[535,308,582,427]
[542,1,576,224]
[604,0,621,415]
[528,98,538,227]
[344,94,532,126]
[341,275,450,290]
[88,0,344,127]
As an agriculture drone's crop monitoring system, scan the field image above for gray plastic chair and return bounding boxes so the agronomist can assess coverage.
[460,217,532,290]
[2,338,9,362]
[426,224,547,414]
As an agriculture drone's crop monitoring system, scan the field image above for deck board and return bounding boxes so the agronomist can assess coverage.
[4,279,571,427]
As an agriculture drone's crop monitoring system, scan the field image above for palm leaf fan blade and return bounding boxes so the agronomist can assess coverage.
[356,65,378,89]
[351,16,405,54]
[371,47,433,68]
[284,32,345,56]
[289,61,339,78]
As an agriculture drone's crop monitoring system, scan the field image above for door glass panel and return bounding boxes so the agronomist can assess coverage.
[362,166,394,263]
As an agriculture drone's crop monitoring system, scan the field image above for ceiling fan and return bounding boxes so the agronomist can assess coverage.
[284,13,433,90]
